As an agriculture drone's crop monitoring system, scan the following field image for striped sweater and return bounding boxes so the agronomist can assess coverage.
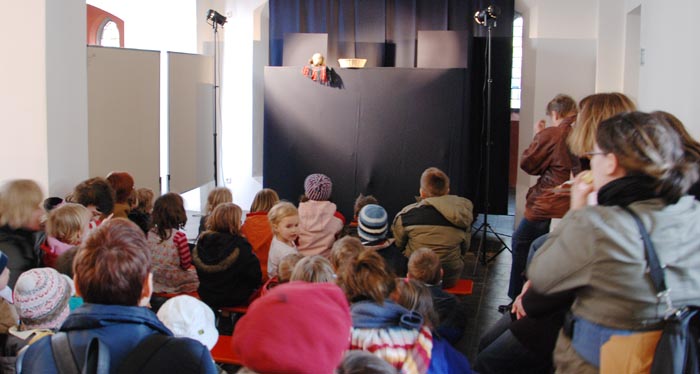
[350,300,433,373]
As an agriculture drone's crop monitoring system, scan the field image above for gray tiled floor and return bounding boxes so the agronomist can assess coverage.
[454,191,516,362]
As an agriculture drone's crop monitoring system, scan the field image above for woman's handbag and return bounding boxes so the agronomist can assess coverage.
[622,206,700,374]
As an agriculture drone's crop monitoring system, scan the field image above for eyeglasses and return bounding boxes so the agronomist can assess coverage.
[584,151,607,159]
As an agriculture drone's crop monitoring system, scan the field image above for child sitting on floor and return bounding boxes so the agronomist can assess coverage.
[344,194,378,238]
[40,203,92,268]
[297,174,344,257]
[393,278,472,374]
[408,247,461,343]
[358,204,408,277]
[240,188,279,280]
[147,193,199,294]
[199,187,233,237]
[128,187,154,235]
[267,202,300,279]
[193,203,261,309]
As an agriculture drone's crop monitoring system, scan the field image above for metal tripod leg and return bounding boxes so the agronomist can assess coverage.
[472,221,512,275]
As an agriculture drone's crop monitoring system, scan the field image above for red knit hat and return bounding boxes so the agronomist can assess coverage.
[233,281,352,373]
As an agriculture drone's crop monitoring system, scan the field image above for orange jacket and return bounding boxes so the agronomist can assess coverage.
[240,212,273,279]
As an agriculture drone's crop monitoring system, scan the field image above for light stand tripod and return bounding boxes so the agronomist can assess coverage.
[207,9,227,186]
[472,6,512,274]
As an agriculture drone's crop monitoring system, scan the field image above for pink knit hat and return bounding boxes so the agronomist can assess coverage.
[233,281,352,373]
[304,173,333,201]
[14,268,72,330]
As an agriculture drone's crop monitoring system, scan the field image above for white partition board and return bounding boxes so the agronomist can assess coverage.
[168,52,214,194]
[87,46,160,193]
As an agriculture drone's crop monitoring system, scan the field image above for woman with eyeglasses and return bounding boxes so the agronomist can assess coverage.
[522,111,700,373]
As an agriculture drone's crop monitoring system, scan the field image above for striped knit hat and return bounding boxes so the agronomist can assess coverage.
[358,204,388,244]
[14,268,72,330]
[304,173,333,201]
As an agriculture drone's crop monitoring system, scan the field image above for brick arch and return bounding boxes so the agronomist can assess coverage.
[87,4,124,47]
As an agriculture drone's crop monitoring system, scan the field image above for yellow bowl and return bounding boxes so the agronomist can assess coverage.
[338,58,367,68]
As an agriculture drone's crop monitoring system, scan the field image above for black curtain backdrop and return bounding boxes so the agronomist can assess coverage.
[267,0,514,216]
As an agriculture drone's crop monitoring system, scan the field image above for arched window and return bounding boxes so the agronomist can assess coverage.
[511,14,523,110]
[99,19,120,47]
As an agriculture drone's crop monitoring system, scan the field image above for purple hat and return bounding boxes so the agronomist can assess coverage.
[304,174,332,201]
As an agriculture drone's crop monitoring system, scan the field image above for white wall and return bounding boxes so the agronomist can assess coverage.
[636,0,700,138]
[46,0,89,197]
[514,0,599,223]
[623,6,641,103]
[217,0,268,210]
[0,1,50,193]
[595,0,625,92]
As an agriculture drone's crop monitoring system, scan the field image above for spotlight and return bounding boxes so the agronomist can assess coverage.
[474,5,500,26]
[207,9,227,26]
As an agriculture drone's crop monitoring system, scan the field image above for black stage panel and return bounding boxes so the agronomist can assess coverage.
[263,66,505,221]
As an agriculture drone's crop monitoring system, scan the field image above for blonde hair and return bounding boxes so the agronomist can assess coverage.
[290,255,335,283]
[420,167,450,197]
[330,236,364,272]
[278,253,304,283]
[205,187,233,214]
[567,92,636,157]
[206,203,242,236]
[46,203,92,245]
[0,179,44,229]
[268,201,298,234]
[250,188,280,213]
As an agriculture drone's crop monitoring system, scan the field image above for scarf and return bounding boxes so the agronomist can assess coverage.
[596,175,658,207]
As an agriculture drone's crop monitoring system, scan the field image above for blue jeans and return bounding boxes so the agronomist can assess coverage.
[474,313,552,374]
[508,218,550,299]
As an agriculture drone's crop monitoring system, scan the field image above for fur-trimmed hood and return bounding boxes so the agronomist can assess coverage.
[193,232,251,273]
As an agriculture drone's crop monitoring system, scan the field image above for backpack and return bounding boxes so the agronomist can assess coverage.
[623,207,700,374]
[18,332,173,374]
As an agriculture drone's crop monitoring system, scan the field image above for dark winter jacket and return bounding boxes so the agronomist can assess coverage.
[0,225,41,288]
[193,232,262,308]
[19,303,216,373]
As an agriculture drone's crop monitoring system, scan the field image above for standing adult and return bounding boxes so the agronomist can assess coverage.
[507,94,577,301]
[0,180,44,287]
